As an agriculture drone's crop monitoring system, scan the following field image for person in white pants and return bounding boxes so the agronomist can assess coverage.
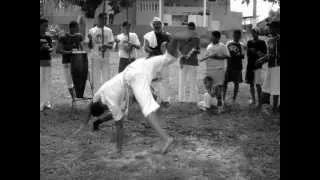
[86,31,196,156]
[40,18,53,111]
[178,22,200,103]
[88,13,114,93]
[143,17,171,106]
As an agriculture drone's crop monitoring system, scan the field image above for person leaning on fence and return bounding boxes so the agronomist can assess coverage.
[114,21,141,73]
[40,18,54,112]
[56,21,84,100]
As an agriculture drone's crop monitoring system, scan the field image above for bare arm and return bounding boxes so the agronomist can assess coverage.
[144,39,153,54]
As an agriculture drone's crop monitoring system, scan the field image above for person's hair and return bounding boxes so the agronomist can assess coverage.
[188,22,196,29]
[233,29,242,35]
[212,31,221,39]
[204,76,213,83]
[98,13,107,19]
[69,21,78,29]
[122,21,131,27]
[89,101,109,117]
[40,18,48,25]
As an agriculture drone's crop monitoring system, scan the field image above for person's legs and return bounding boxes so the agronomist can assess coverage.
[115,120,124,153]
[128,73,173,154]
[272,95,279,113]
[223,81,228,103]
[178,65,187,102]
[256,84,262,108]
[188,65,198,102]
[43,66,52,108]
[91,53,100,93]
[63,63,76,99]
[40,66,45,111]
[233,82,239,102]
[101,55,111,84]
[249,83,256,105]
[158,67,170,104]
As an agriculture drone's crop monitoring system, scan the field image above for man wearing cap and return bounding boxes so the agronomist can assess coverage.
[88,13,114,93]
[143,17,171,107]
[256,20,280,114]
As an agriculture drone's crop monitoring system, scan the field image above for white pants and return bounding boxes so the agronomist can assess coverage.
[40,66,52,109]
[90,52,111,93]
[63,64,73,88]
[157,67,171,102]
[178,65,198,102]
[197,92,217,110]
[262,66,280,95]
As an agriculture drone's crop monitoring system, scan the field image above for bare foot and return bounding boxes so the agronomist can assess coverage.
[161,137,174,155]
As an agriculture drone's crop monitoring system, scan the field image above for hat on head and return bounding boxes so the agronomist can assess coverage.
[150,17,163,29]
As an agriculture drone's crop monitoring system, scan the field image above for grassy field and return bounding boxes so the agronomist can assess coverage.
[40,50,280,180]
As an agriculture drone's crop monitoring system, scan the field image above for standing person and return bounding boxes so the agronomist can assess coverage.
[178,22,200,103]
[143,17,171,107]
[256,20,280,114]
[223,30,246,104]
[56,21,84,99]
[87,30,196,155]
[40,18,54,111]
[245,29,267,107]
[88,13,114,93]
[201,31,230,113]
[115,21,141,73]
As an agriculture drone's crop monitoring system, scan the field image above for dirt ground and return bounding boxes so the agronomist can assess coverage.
[40,50,280,180]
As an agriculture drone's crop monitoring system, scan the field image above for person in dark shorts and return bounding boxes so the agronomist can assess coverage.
[40,18,54,111]
[223,29,245,104]
[115,21,141,73]
[56,21,84,99]
[245,28,267,107]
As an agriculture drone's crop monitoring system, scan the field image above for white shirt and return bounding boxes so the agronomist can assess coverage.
[93,52,176,120]
[88,26,114,51]
[116,33,141,58]
[205,42,230,70]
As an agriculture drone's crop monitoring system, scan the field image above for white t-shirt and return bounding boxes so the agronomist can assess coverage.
[93,52,177,120]
[88,26,114,51]
[116,33,141,58]
[205,42,230,70]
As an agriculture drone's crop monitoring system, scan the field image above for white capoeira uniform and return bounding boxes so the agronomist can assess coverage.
[197,92,218,111]
[88,26,114,93]
[93,52,177,121]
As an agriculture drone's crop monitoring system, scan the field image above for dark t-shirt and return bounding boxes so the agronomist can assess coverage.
[267,35,280,68]
[227,41,244,70]
[149,32,170,57]
[179,37,200,66]
[246,39,267,71]
[59,33,83,59]
[40,34,52,61]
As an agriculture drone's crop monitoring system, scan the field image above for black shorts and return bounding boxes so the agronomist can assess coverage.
[224,69,243,83]
[118,57,135,73]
